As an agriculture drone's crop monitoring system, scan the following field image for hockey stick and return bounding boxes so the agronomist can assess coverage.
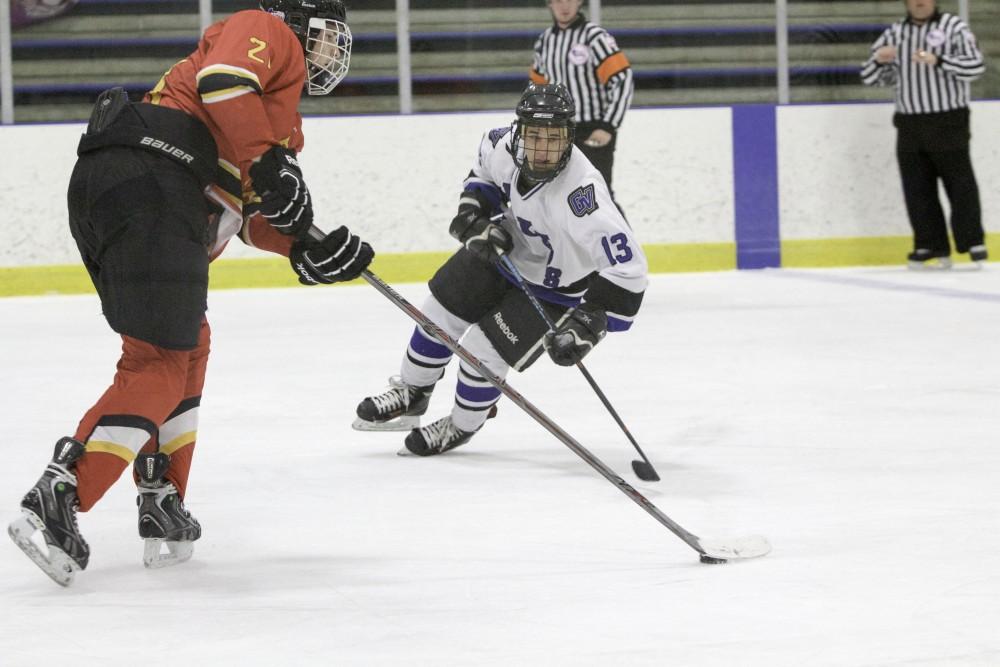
[497,253,660,482]
[316,235,768,563]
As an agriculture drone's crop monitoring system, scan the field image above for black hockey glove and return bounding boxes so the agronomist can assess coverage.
[449,207,513,265]
[544,306,608,366]
[249,146,313,237]
[289,226,374,285]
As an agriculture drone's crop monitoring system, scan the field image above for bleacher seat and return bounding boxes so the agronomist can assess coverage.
[7,0,999,122]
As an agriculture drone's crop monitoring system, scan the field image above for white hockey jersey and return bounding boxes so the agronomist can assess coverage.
[462,125,648,331]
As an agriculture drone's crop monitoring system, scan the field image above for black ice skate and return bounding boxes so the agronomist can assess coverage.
[135,452,201,569]
[969,245,988,265]
[353,376,435,432]
[907,248,952,270]
[8,437,90,586]
[403,415,477,456]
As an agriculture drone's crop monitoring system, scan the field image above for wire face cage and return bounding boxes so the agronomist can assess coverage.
[305,16,352,96]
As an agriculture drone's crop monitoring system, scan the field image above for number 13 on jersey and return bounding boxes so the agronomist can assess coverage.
[601,233,633,265]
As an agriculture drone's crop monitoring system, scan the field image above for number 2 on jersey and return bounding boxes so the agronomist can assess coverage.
[601,233,633,265]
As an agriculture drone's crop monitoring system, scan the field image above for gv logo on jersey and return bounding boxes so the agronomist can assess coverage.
[569,44,589,65]
[568,184,599,217]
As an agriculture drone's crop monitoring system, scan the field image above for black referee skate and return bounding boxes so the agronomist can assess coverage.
[135,452,201,569]
[969,245,988,264]
[8,437,90,586]
[353,376,435,432]
[403,415,477,456]
[907,248,952,270]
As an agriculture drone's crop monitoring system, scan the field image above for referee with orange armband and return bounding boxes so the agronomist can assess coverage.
[530,0,634,197]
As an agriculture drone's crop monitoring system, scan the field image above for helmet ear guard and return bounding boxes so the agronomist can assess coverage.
[508,83,577,183]
[260,0,351,95]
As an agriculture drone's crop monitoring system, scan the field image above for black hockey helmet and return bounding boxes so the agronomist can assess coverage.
[509,83,576,183]
[260,0,352,95]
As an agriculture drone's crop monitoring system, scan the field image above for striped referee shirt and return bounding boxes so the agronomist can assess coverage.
[860,11,985,115]
[530,14,634,130]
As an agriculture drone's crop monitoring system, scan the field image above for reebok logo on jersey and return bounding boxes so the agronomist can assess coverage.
[493,312,519,344]
[140,136,195,164]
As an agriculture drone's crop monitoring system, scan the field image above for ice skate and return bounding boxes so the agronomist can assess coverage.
[907,248,952,270]
[135,452,201,569]
[969,245,988,268]
[353,376,435,432]
[403,415,477,456]
[8,437,90,586]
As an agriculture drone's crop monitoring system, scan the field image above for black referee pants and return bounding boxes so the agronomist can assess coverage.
[894,108,983,254]
[575,121,617,192]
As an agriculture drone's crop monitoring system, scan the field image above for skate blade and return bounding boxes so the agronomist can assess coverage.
[8,512,80,587]
[352,415,420,432]
[907,258,952,271]
[143,538,194,569]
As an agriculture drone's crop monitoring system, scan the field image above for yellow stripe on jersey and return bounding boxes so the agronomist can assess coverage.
[149,59,188,105]
[196,64,262,89]
[197,65,263,104]
[201,86,257,104]
[218,158,240,181]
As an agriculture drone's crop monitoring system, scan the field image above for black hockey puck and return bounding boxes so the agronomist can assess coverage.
[699,554,727,564]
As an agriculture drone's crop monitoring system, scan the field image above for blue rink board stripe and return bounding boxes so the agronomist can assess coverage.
[775,269,1000,304]
[732,106,781,270]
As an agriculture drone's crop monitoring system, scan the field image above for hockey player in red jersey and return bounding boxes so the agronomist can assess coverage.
[8,0,373,586]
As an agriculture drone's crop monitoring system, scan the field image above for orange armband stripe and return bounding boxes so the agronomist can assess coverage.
[529,69,548,84]
[596,52,630,84]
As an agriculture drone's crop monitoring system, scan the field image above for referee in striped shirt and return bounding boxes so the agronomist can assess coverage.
[860,0,987,268]
[530,0,634,194]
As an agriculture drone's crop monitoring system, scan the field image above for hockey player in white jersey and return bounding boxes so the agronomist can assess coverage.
[355,83,648,455]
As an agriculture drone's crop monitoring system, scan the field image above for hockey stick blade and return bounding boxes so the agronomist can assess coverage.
[697,534,772,561]
[497,254,662,484]
[631,460,660,482]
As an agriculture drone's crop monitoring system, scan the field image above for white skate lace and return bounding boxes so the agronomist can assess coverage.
[46,462,78,487]
[421,417,460,450]
[370,376,410,414]
[140,482,193,519]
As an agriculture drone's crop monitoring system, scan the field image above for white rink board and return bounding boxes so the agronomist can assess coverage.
[1,101,997,268]
[778,101,1000,240]
[0,107,734,267]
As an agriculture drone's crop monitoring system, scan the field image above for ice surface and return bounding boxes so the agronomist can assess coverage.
[2,267,998,665]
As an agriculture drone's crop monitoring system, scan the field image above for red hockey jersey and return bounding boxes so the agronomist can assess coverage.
[145,9,308,258]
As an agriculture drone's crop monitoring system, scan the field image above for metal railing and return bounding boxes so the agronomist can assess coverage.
[0,0,981,125]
